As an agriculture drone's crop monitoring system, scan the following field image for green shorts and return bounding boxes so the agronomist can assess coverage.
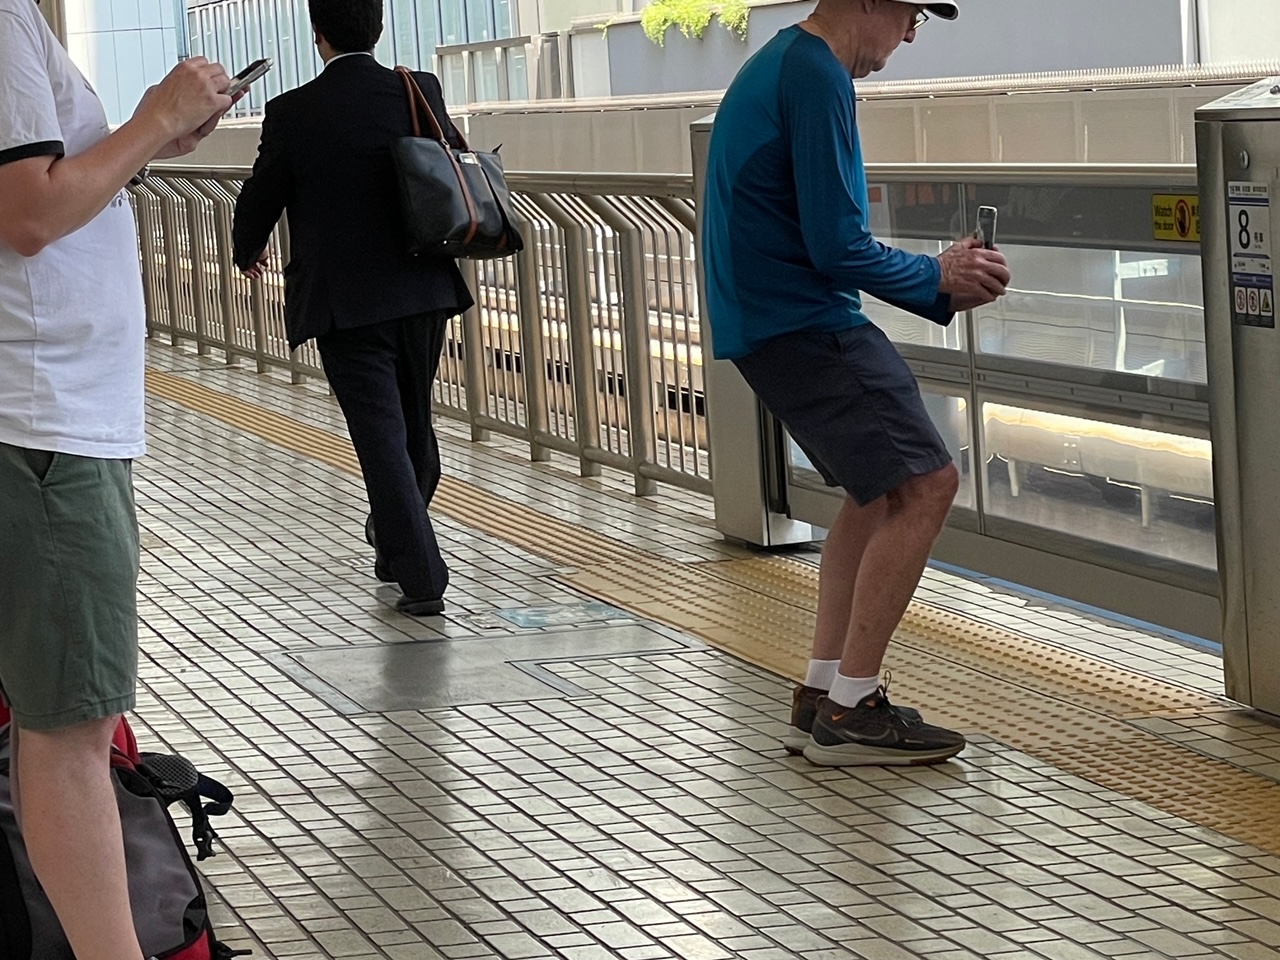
[0,442,139,731]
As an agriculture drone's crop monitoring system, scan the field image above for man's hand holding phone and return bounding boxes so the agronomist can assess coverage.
[938,236,1010,313]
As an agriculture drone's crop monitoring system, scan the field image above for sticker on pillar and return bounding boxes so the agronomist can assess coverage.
[1229,181,1275,329]
[1152,194,1200,242]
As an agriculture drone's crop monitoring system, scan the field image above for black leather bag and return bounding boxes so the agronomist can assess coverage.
[390,66,523,260]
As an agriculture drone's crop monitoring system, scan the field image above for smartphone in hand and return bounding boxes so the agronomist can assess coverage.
[975,205,999,250]
[226,58,273,97]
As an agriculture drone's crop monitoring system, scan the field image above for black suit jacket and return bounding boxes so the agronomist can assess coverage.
[233,55,474,348]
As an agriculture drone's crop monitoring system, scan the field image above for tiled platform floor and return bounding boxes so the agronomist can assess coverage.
[126,342,1280,960]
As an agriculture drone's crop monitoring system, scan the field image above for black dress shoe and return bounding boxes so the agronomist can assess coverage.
[366,516,398,583]
[396,595,445,616]
[374,556,396,583]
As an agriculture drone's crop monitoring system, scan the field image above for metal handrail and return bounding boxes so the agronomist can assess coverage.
[153,162,1196,190]
[152,165,697,197]
[134,161,1210,499]
[134,165,707,495]
[863,163,1199,188]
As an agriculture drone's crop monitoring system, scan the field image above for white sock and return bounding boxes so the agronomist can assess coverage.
[803,659,840,690]
[828,673,882,709]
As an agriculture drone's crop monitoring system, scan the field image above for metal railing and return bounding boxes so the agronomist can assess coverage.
[131,166,707,495]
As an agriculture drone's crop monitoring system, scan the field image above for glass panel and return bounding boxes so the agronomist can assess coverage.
[441,52,467,105]
[416,0,437,61]
[375,22,394,63]
[864,182,966,350]
[787,387,974,511]
[494,0,515,38]
[439,0,465,46]
[215,6,231,63]
[229,0,245,68]
[465,0,494,41]
[276,0,298,90]
[244,0,262,64]
[391,0,419,66]
[294,0,317,82]
[980,398,1215,570]
[258,0,281,99]
[506,45,528,101]
[188,11,202,57]
[473,47,499,102]
[974,246,1206,383]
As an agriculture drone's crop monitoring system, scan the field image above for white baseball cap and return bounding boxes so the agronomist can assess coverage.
[923,1,959,19]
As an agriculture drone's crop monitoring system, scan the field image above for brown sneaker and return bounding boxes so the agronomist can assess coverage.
[784,681,923,756]
[803,686,965,767]
[783,684,825,755]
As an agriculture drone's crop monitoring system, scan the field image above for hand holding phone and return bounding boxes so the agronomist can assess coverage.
[974,205,999,250]
[939,215,1011,312]
[226,58,273,97]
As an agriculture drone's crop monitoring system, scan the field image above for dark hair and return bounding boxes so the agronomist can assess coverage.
[309,0,383,53]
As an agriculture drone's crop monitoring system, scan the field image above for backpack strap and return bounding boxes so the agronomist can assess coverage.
[138,753,236,861]
[184,775,235,862]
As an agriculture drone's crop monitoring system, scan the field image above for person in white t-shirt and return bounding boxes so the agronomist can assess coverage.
[0,2,236,958]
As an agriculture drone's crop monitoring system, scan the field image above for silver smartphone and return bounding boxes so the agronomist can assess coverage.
[226,57,272,96]
[975,205,999,250]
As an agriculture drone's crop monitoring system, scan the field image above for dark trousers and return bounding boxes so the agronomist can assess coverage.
[317,312,451,599]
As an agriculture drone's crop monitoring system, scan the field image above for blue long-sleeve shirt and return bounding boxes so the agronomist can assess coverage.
[702,26,951,360]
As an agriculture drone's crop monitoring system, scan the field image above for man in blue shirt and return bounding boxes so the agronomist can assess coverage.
[703,0,1010,766]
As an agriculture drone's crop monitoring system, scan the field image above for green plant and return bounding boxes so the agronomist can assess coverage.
[639,0,750,45]
[718,0,749,36]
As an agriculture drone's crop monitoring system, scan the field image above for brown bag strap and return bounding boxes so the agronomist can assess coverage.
[395,65,470,150]
[394,65,481,247]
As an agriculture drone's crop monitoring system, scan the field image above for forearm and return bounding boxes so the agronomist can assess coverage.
[4,114,171,256]
[878,288,954,326]
[815,235,941,306]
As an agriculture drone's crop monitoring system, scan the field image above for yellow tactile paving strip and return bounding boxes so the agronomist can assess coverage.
[701,556,1212,719]
[146,368,1280,853]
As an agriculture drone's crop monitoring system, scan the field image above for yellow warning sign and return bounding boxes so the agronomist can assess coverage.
[1153,194,1200,242]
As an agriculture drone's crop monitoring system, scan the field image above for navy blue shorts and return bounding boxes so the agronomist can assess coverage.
[733,325,952,506]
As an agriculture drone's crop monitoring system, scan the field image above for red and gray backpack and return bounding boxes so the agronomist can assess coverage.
[0,704,249,960]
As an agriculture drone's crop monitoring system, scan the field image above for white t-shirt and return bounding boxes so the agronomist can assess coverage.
[0,0,146,458]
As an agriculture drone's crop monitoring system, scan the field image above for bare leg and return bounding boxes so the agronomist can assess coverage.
[840,465,959,677]
[811,494,888,662]
[15,717,144,960]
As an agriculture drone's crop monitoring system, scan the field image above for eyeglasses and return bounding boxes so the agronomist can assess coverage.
[913,9,930,29]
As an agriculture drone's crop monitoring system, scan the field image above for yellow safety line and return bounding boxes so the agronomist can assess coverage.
[145,368,1280,854]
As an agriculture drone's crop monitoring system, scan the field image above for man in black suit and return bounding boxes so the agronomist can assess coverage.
[233,0,472,616]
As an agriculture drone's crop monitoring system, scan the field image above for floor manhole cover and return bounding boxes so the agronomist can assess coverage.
[271,623,699,714]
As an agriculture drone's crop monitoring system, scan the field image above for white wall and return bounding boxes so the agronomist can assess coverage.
[1199,0,1280,62]
[604,0,1189,98]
